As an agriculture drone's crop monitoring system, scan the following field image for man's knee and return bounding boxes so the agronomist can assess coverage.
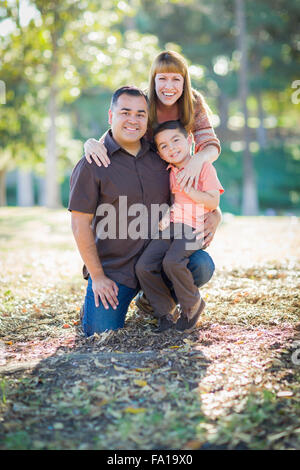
[188,250,215,287]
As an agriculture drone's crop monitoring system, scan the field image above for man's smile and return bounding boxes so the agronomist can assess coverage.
[123,125,139,132]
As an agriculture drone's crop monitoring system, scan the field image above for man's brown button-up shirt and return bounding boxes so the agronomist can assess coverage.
[68,130,170,288]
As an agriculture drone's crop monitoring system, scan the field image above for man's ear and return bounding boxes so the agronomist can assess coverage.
[108,108,113,125]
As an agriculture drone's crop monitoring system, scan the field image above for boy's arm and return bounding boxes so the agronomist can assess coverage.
[158,193,175,231]
[184,187,220,211]
[71,211,119,309]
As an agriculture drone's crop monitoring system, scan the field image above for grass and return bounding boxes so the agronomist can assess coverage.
[0,208,299,450]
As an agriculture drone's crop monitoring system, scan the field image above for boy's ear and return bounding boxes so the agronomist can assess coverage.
[108,108,113,125]
[187,133,193,147]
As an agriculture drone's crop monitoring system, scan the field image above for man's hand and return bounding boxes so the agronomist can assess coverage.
[193,208,222,248]
[92,274,119,310]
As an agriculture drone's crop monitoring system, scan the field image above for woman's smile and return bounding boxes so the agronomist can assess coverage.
[155,73,184,106]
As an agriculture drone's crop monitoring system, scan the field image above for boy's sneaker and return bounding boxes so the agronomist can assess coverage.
[155,314,176,333]
[175,298,205,333]
[135,292,154,315]
[155,305,181,333]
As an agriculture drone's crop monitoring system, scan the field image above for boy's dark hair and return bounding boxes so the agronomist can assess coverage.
[110,86,149,109]
[153,120,188,141]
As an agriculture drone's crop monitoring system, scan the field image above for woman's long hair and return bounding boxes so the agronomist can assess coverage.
[148,50,209,133]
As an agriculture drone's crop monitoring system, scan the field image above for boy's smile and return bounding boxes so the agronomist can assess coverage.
[155,128,192,168]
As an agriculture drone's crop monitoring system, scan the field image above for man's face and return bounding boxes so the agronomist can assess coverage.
[108,94,148,147]
[155,128,191,166]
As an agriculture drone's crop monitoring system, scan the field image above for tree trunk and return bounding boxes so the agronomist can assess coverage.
[256,90,267,149]
[0,169,6,206]
[235,0,259,215]
[37,176,46,206]
[45,83,61,208]
[45,34,61,209]
[218,91,229,133]
[17,169,34,206]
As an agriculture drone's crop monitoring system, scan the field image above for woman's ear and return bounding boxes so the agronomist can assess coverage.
[187,133,193,147]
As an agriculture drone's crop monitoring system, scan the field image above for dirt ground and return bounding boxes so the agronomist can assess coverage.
[0,208,299,450]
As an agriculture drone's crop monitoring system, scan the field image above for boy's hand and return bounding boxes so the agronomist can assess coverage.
[159,211,171,231]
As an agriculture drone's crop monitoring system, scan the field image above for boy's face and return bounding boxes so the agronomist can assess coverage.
[155,128,191,166]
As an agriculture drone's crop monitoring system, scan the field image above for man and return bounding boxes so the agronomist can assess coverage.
[69,86,215,336]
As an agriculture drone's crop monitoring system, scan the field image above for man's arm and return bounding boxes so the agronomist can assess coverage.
[71,211,119,309]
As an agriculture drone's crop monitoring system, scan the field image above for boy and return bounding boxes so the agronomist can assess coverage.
[135,120,224,333]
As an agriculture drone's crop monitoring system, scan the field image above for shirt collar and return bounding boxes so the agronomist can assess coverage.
[167,163,182,173]
[104,130,150,159]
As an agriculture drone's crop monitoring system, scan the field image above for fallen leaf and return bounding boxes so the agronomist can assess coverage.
[183,439,203,450]
[113,365,127,372]
[53,422,64,429]
[277,391,293,398]
[134,379,148,387]
[93,399,108,407]
[62,324,70,329]
[123,407,146,414]
[89,406,104,418]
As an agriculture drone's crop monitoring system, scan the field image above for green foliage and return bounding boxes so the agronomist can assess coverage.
[4,431,32,450]
[0,380,6,404]
[0,0,299,210]
[214,143,300,214]
[0,0,159,175]
[256,143,300,211]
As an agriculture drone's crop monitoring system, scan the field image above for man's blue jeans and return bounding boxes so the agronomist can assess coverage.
[82,249,215,336]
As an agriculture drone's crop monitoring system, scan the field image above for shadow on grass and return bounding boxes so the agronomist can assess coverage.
[0,314,213,450]
[1,313,299,450]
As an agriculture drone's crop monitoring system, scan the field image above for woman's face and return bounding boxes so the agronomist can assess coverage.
[154,72,184,106]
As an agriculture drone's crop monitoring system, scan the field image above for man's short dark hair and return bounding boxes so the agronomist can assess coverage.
[153,120,188,141]
[110,86,149,109]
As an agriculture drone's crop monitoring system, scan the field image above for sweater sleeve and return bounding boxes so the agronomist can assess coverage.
[191,91,221,155]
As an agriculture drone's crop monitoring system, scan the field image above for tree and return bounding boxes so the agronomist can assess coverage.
[0,0,161,207]
[235,0,259,215]
[0,1,46,206]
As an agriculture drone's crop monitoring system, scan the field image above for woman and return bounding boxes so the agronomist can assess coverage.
[82,51,222,322]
